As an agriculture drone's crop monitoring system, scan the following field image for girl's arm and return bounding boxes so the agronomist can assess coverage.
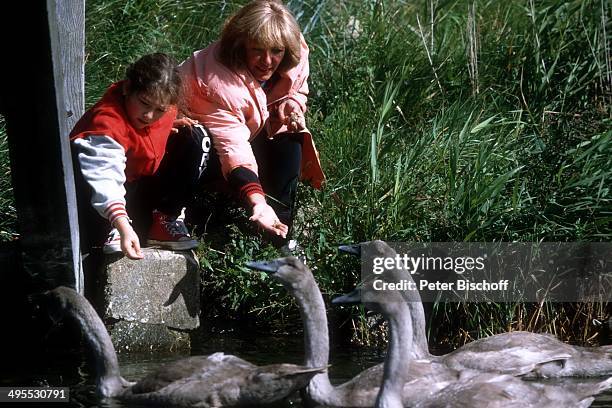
[72,136,143,259]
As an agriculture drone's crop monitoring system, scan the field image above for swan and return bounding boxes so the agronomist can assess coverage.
[410,374,612,408]
[40,286,325,407]
[246,257,471,407]
[339,240,612,378]
[334,256,612,408]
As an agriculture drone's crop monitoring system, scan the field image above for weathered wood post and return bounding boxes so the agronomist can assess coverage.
[0,0,85,291]
[55,0,86,132]
[0,1,199,354]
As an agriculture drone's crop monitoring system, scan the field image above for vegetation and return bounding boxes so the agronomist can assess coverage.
[0,0,609,347]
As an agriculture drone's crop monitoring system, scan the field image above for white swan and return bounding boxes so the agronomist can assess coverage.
[344,262,612,408]
[41,286,325,407]
[246,257,468,407]
[340,240,612,378]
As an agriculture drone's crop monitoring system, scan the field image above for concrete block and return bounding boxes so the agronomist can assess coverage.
[109,321,191,354]
[99,248,201,330]
[104,248,200,330]
[85,248,200,353]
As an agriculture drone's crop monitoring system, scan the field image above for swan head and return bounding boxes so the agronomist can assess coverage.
[34,286,81,323]
[97,375,133,398]
[331,287,362,305]
[37,287,135,398]
[338,240,420,304]
[335,240,410,314]
[245,257,314,291]
[338,243,361,256]
[332,273,405,316]
[339,240,397,259]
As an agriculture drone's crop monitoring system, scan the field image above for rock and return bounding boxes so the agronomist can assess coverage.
[109,321,191,353]
[87,248,200,352]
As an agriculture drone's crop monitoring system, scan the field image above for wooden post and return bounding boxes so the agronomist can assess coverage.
[49,0,86,291]
[0,0,85,291]
[54,0,86,132]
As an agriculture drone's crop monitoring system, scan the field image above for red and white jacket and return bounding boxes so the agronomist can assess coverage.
[70,81,176,225]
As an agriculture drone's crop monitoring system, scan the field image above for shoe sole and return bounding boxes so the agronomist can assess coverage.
[146,239,199,251]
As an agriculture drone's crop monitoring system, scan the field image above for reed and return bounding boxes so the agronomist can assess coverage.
[0,0,608,344]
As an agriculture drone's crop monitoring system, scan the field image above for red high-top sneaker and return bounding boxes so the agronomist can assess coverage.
[147,210,198,251]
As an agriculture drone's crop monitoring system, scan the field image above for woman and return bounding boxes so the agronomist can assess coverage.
[179,0,324,247]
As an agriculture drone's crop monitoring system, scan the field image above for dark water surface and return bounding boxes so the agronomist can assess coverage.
[4,331,611,407]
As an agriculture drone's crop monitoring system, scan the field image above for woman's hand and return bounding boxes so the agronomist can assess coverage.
[171,116,199,133]
[249,202,288,238]
[115,217,144,260]
[278,99,305,132]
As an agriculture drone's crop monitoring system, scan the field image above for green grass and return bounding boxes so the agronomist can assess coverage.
[0,0,609,346]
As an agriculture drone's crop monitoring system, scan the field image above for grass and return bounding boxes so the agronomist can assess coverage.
[0,0,610,347]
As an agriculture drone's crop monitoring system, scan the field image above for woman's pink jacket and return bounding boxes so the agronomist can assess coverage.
[179,38,324,189]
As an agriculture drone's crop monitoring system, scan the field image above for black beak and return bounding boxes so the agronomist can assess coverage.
[245,259,284,274]
[331,287,362,305]
[338,244,361,256]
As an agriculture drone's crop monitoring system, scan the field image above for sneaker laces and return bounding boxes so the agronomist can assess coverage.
[106,228,121,243]
[161,217,190,238]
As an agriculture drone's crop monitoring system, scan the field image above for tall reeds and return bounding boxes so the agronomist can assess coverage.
[0,0,608,344]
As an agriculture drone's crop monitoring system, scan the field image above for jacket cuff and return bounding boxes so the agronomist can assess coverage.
[228,167,264,202]
[105,201,128,226]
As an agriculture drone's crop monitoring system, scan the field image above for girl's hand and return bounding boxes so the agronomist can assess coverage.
[114,217,144,260]
[249,202,288,238]
[171,116,199,133]
[278,99,305,132]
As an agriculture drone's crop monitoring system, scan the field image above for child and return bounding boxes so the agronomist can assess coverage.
[71,52,208,259]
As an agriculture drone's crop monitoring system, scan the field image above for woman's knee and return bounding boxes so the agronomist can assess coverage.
[167,124,214,177]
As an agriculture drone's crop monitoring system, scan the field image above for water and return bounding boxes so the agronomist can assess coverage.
[104,333,385,407]
[4,332,612,407]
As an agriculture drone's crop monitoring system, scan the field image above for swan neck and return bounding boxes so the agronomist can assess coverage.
[377,304,412,408]
[68,295,123,395]
[292,276,335,401]
[396,270,429,358]
[409,300,429,358]
[294,278,330,367]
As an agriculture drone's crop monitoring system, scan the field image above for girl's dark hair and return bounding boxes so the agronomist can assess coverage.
[125,53,182,106]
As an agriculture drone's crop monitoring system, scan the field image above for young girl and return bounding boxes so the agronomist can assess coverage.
[71,52,208,259]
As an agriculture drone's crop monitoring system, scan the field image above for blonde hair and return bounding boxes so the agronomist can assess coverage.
[219,0,302,72]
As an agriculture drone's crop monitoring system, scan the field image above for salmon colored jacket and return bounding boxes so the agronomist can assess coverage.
[179,38,325,189]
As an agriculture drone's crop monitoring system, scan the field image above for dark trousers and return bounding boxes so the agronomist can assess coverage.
[199,131,303,245]
[251,132,302,230]
[73,125,208,254]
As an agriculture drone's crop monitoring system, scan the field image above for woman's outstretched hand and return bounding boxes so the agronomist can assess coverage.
[250,202,288,238]
[278,99,305,132]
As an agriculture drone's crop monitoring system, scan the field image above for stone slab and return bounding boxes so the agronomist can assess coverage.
[95,248,200,330]
[109,321,191,354]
